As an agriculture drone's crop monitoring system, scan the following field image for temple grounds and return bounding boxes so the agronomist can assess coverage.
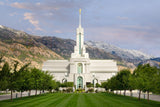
[0,93,160,107]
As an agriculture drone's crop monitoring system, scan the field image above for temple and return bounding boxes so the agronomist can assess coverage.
[42,9,118,89]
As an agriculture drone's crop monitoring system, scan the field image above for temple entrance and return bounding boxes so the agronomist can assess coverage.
[77,76,83,89]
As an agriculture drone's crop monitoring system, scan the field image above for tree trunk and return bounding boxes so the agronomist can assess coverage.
[120,90,121,95]
[130,90,132,97]
[21,91,22,98]
[124,90,126,96]
[147,91,149,101]
[29,90,31,96]
[35,89,37,96]
[11,90,13,102]
[40,90,41,95]
[116,90,118,94]
[138,90,141,100]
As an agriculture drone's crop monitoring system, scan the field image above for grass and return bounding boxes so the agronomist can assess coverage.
[0,93,10,95]
[0,93,160,107]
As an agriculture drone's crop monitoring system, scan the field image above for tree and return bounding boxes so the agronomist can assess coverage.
[55,81,61,91]
[133,64,158,101]
[8,61,20,101]
[0,62,10,93]
[31,68,42,95]
[153,67,160,94]
[23,69,34,96]
[101,82,108,91]
[118,69,131,96]
[0,55,4,69]
[141,64,158,101]
[12,62,31,97]
[8,72,16,102]
[133,64,146,100]
[107,76,119,93]
[115,71,125,95]
[41,71,54,93]
[128,73,136,97]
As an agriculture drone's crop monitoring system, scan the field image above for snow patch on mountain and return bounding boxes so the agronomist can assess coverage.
[85,41,153,60]
[0,25,4,29]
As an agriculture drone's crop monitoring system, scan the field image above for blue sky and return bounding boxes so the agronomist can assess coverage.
[0,0,160,57]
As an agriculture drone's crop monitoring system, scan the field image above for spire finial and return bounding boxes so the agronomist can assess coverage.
[79,8,81,27]
[79,8,81,15]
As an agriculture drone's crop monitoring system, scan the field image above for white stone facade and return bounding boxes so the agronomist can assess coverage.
[42,9,118,89]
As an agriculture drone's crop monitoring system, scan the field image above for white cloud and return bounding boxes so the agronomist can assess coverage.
[9,12,17,16]
[120,25,151,30]
[54,30,62,33]
[117,16,129,20]
[24,12,42,31]
[11,2,27,9]
[36,2,41,6]
[11,2,60,11]
[0,1,4,5]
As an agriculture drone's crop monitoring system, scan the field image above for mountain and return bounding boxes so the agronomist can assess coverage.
[34,36,121,61]
[138,59,160,68]
[85,41,160,68]
[151,57,160,62]
[85,41,152,61]
[0,25,158,70]
[0,25,63,69]
[0,25,121,69]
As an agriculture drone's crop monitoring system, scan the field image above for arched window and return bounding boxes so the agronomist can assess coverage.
[77,76,83,89]
[77,63,83,73]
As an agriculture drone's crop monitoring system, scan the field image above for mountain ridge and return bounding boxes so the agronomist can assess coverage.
[85,41,153,60]
[0,25,63,69]
[0,25,159,69]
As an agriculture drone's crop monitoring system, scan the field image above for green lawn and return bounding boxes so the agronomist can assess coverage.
[0,93,10,95]
[0,93,160,107]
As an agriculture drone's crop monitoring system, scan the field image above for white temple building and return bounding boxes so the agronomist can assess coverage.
[42,9,118,89]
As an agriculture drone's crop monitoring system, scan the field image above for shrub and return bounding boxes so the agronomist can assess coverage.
[62,89,66,93]
[88,88,94,93]
[60,82,74,87]
[76,88,85,93]
[86,83,94,88]
[96,83,101,88]
[66,87,73,93]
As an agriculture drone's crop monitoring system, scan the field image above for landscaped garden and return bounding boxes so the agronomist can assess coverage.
[0,93,160,107]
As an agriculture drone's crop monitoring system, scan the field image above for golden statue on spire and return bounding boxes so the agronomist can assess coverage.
[79,8,81,27]
[79,8,81,15]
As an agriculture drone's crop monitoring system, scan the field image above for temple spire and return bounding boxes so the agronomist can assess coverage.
[71,8,89,58]
[79,8,81,27]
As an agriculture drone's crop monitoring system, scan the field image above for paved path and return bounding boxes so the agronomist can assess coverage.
[129,93,160,102]
[0,90,44,101]
[0,90,160,102]
[115,91,160,102]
